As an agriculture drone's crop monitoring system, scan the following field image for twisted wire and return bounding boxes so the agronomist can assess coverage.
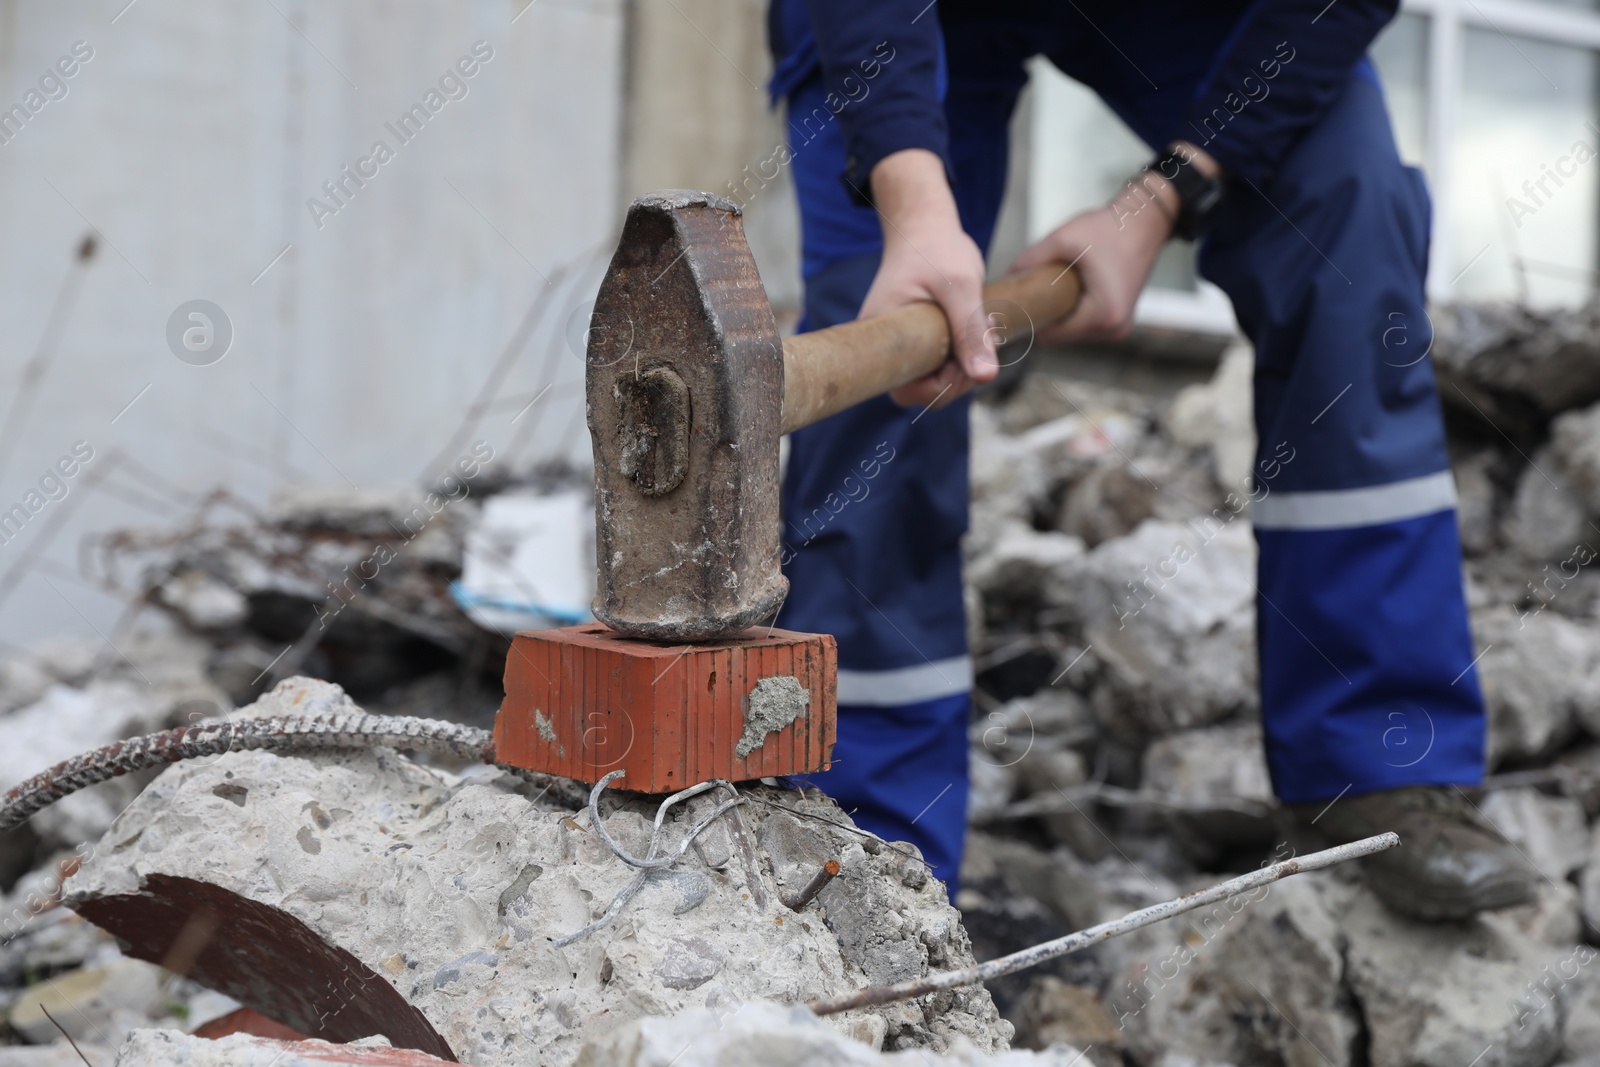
[552,770,747,946]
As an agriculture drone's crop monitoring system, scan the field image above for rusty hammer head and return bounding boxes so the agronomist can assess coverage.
[586,191,786,642]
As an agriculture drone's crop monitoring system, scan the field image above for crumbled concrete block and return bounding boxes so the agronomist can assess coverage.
[1473,608,1600,766]
[1143,722,1271,801]
[1479,787,1588,882]
[1056,461,1162,550]
[154,569,249,631]
[0,681,166,849]
[1163,342,1254,497]
[1112,872,1361,1067]
[1063,520,1258,734]
[1579,823,1600,941]
[1564,964,1600,1064]
[966,753,1018,824]
[572,1000,1082,1066]
[1552,401,1600,515]
[8,956,165,1044]
[1344,887,1567,1067]
[1432,301,1600,432]
[969,521,1088,616]
[0,1046,114,1066]
[1480,880,1583,949]
[1502,450,1588,561]
[1011,977,1121,1059]
[1454,447,1504,556]
[63,680,1008,1067]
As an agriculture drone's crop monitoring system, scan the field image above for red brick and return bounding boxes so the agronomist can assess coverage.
[494,624,836,792]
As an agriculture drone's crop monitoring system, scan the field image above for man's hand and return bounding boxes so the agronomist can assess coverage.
[1011,142,1222,345]
[859,149,997,409]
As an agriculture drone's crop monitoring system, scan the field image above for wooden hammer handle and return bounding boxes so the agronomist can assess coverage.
[780,263,1082,435]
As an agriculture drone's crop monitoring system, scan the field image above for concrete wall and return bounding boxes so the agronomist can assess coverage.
[620,0,802,318]
[0,0,1031,650]
[0,0,625,646]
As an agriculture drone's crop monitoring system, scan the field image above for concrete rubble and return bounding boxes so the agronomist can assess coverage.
[955,307,1600,1067]
[1,305,1600,1064]
[54,679,1006,1065]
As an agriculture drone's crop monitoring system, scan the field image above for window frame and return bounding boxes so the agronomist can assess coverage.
[1032,0,1600,332]
[1402,0,1600,298]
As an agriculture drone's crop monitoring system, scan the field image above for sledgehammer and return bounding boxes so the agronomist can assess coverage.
[491,191,1079,791]
[587,190,1082,643]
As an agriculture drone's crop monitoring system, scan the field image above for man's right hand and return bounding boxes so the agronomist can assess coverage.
[859,149,998,410]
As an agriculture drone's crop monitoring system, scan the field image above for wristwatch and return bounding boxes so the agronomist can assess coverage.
[1149,148,1225,241]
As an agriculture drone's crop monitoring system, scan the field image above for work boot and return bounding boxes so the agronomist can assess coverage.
[1289,786,1540,922]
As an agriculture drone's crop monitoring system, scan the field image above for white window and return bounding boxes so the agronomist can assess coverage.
[1026,0,1600,332]
[1380,0,1600,308]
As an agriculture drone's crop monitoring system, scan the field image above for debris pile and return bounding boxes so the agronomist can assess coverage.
[958,314,1600,1067]
[81,469,591,730]
[4,305,1600,1063]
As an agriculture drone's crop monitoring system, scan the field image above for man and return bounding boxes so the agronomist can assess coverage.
[768,0,1539,920]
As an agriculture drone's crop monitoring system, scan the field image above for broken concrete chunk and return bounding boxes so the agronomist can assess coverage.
[1580,823,1600,941]
[572,1001,1080,1067]
[817,845,932,988]
[758,810,834,907]
[1551,400,1600,515]
[154,569,250,631]
[1473,607,1599,767]
[966,754,1018,824]
[1432,301,1600,432]
[1011,978,1121,1062]
[653,935,727,990]
[1343,887,1566,1067]
[1065,520,1258,734]
[1564,964,1600,1064]
[1112,872,1361,1067]
[0,666,226,855]
[1453,447,1503,556]
[61,681,1006,1067]
[1478,787,1587,882]
[1501,448,1588,561]
[0,1046,115,1066]
[965,521,1086,618]
[1480,879,1582,949]
[1139,721,1276,852]
[1056,461,1162,550]
[1163,341,1255,497]
[7,956,164,1045]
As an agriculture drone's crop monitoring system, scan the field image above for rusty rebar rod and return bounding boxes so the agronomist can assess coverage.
[781,859,841,912]
[806,832,1400,1016]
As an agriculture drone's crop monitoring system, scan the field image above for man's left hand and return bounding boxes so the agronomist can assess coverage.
[1010,179,1173,345]
[1011,143,1223,346]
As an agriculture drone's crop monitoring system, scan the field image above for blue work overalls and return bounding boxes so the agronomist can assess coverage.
[770,0,1486,894]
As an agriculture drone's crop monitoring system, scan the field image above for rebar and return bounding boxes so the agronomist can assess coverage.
[780,859,840,912]
[0,712,577,834]
[806,832,1401,1016]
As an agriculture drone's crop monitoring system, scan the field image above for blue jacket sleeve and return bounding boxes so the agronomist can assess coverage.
[1180,0,1400,185]
[801,0,947,197]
